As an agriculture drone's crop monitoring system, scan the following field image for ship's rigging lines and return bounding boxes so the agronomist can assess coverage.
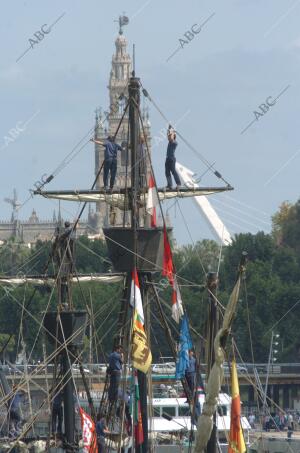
[1,73,237,451]
[0,293,121,434]
[140,82,231,187]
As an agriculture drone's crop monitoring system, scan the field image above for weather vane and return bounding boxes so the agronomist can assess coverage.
[114,13,129,35]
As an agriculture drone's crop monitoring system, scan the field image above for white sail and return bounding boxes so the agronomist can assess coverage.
[176,162,232,246]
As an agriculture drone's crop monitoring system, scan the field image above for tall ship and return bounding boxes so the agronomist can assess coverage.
[0,15,256,453]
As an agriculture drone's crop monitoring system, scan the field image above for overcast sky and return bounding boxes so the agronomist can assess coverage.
[0,0,299,245]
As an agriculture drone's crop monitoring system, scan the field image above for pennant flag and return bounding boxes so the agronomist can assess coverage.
[162,226,183,323]
[130,269,152,373]
[134,370,144,445]
[130,269,144,324]
[172,276,184,323]
[79,407,97,453]
[175,314,193,379]
[146,175,159,227]
[228,360,246,453]
[162,225,174,286]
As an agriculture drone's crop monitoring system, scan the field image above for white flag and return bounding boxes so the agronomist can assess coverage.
[172,276,184,323]
[130,269,144,324]
[146,175,159,215]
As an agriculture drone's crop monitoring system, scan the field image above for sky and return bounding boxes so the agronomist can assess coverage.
[0,0,299,245]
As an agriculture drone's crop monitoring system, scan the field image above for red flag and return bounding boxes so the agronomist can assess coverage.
[79,407,97,453]
[162,226,184,323]
[162,226,174,286]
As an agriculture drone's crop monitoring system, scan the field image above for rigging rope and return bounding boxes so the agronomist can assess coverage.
[0,293,121,441]
[175,199,207,276]
[140,83,231,186]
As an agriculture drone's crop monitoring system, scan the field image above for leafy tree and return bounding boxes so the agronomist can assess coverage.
[272,199,300,253]
[0,333,15,361]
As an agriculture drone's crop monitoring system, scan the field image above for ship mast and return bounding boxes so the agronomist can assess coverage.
[206,272,218,453]
[44,227,87,452]
[105,71,152,452]
[33,49,235,453]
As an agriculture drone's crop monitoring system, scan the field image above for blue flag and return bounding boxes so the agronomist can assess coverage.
[175,314,193,379]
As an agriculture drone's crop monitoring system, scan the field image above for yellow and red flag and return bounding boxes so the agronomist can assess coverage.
[130,269,152,373]
[228,360,246,453]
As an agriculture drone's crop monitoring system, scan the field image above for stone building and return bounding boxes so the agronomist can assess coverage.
[0,208,95,244]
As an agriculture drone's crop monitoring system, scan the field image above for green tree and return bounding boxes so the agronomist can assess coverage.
[272,199,300,253]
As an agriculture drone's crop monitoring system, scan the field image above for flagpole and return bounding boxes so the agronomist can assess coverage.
[129,71,150,453]
[129,71,139,453]
[206,272,219,453]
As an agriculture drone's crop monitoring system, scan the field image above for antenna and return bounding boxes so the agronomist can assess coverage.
[132,44,136,76]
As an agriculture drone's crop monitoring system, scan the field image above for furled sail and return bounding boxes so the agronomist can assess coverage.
[0,273,124,287]
[34,186,233,210]
[194,254,247,453]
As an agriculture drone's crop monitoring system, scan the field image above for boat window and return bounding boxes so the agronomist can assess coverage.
[178,406,190,416]
[153,407,161,417]
[162,406,176,417]
[217,405,227,416]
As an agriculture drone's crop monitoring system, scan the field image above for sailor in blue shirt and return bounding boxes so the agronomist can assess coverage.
[91,136,123,190]
[96,414,109,453]
[165,126,181,189]
[107,345,123,402]
[185,349,196,394]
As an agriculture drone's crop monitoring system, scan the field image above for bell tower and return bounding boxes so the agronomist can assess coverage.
[94,16,152,229]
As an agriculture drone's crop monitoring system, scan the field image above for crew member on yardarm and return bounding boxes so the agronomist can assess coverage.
[165,125,181,189]
[107,345,123,402]
[91,136,123,190]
